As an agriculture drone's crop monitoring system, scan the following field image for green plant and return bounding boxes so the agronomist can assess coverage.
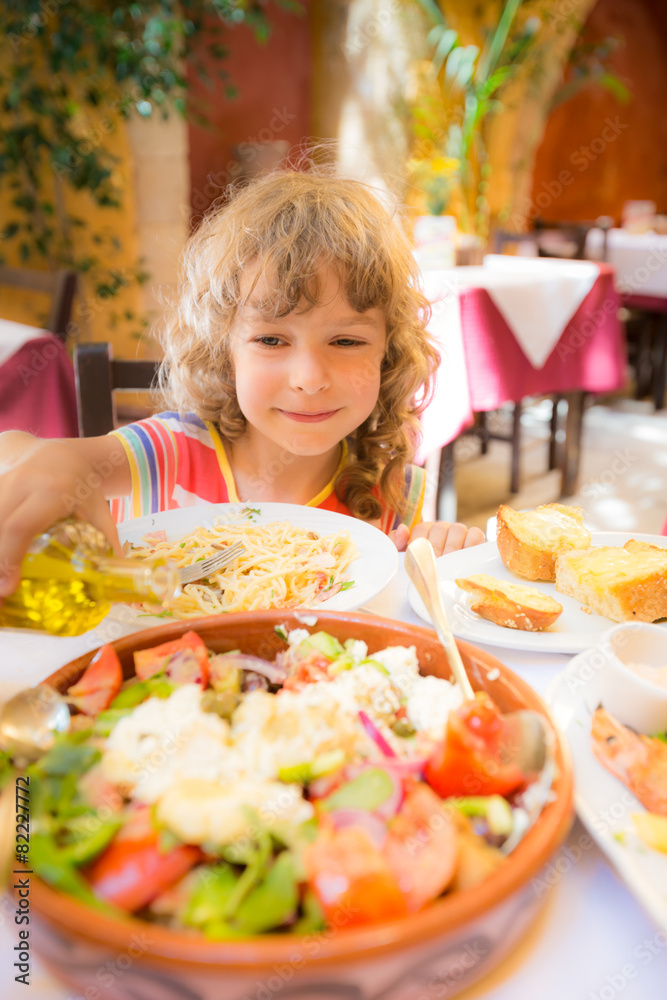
[410,1,629,239]
[0,1,301,336]
[411,0,540,238]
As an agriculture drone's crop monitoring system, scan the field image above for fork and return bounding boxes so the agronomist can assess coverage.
[177,542,244,585]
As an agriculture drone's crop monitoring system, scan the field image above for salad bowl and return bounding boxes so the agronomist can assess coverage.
[22,610,573,1000]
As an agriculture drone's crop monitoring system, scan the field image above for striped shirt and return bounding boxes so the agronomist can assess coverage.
[109,413,425,534]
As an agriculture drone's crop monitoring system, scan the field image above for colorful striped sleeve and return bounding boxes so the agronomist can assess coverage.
[376,464,427,534]
[109,415,179,521]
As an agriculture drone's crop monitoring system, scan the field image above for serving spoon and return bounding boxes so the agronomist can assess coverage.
[405,537,548,777]
[0,685,71,763]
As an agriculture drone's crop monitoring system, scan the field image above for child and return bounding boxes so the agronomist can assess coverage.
[0,170,484,597]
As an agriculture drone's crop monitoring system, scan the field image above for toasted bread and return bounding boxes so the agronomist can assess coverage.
[554,541,667,622]
[455,573,563,631]
[496,503,591,582]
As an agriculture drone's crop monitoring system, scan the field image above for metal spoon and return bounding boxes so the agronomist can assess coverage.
[405,537,548,776]
[0,685,71,763]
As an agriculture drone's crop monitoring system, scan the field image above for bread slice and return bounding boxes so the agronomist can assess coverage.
[455,574,563,631]
[554,540,667,622]
[496,503,591,582]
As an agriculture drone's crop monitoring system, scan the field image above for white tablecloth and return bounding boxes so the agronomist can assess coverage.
[0,319,46,367]
[586,228,667,299]
[2,560,667,999]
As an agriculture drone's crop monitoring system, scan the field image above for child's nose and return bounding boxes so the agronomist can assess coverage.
[289,350,330,393]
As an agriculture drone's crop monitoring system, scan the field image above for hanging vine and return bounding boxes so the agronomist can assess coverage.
[0,0,301,335]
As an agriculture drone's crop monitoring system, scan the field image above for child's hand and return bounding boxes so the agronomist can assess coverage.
[390,521,486,558]
[0,438,123,598]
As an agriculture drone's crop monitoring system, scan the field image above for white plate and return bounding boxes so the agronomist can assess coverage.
[118,501,398,614]
[547,655,667,928]
[407,532,667,654]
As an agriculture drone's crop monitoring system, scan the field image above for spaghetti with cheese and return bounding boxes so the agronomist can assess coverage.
[127,519,359,616]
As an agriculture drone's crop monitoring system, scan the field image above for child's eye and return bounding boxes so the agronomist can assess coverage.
[333,337,364,347]
[255,336,283,347]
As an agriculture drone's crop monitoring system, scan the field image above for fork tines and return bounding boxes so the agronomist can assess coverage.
[177,542,244,585]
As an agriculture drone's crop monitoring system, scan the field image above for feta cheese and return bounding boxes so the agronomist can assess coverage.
[156,778,313,845]
[232,688,368,779]
[286,628,311,647]
[101,685,238,803]
[406,674,464,737]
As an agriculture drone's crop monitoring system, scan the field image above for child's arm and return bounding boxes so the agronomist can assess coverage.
[0,432,131,597]
[390,521,485,558]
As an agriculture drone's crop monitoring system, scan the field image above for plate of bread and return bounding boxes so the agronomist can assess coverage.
[408,504,667,653]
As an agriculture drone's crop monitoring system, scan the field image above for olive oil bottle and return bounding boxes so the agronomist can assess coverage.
[0,519,180,637]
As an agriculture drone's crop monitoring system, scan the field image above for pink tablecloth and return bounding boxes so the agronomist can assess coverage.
[419,263,625,460]
[459,263,625,410]
[0,333,79,438]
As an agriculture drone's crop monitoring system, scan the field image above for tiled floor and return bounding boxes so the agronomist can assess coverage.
[452,393,667,537]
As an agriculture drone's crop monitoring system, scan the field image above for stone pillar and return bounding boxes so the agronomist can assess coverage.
[125,112,190,359]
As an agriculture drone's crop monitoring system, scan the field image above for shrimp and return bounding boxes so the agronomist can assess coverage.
[591,707,667,815]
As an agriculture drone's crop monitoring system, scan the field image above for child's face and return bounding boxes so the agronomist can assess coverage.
[231,267,386,458]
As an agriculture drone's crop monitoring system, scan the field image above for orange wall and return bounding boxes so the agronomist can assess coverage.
[530,0,667,223]
[186,3,312,219]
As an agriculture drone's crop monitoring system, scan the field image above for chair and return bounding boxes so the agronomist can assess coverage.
[74,342,161,437]
[0,266,77,340]
[534,216,612,262]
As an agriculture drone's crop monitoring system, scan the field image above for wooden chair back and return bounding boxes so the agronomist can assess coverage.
[74,342,161,437]
[0,266,77,339]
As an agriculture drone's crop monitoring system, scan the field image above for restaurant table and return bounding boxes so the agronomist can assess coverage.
[2,556,666,1000]
[0,319,79,438]
[586,228,667,413]
[586,228,667,301]
[418,257,626,519]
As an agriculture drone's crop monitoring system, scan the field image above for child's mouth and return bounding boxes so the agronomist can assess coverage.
[278,409,340,422]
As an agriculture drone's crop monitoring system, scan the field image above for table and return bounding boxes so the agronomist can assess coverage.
[0,320,79,438]
[418,257,626,518]
[2,557,666,999]
[586,228,667,300]
[586,229,667,412]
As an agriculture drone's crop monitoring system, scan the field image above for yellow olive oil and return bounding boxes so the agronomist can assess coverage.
[0,520,179,637]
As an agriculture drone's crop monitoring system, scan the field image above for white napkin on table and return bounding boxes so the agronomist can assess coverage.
[479,255,599,368]
[0,318,47,366]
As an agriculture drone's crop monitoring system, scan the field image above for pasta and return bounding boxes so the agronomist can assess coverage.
[127,519,359,617]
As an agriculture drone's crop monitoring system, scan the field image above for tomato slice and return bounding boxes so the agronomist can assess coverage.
[67,644,123,716]
[302,825,407,927]
[425,692,527,798]
[282,651,333,692]
[133,630,209,686]
[383,783,457,912]
[86,829,201,911]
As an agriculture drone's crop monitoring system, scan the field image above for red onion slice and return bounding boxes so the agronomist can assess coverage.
[358,710,397,758]
[210,653,287,685]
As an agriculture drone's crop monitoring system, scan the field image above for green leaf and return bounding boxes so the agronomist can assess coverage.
[183,864,239,929]
[233,851,299,934]
[320,768,394,812]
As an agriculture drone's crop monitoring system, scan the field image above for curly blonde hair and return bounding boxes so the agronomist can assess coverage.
[157,169,439,520]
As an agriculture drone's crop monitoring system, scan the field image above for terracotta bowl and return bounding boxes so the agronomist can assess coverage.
[27,610,573,1000]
